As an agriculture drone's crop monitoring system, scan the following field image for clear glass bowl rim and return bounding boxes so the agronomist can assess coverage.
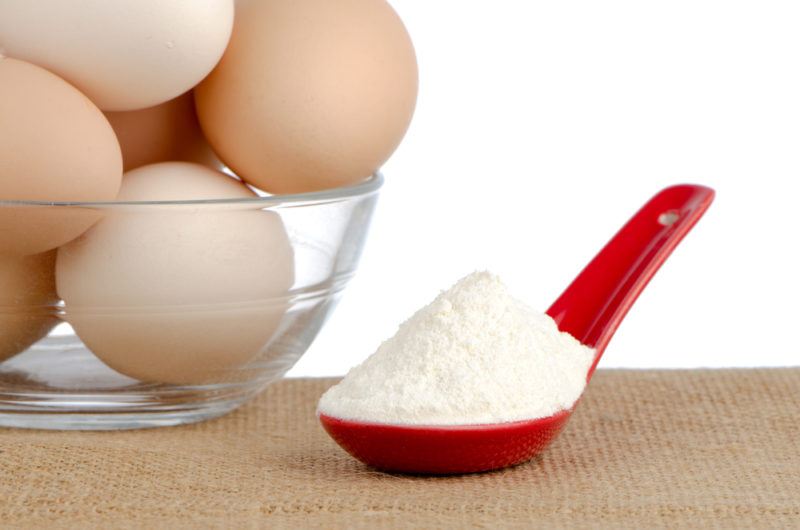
[0,173,383,209]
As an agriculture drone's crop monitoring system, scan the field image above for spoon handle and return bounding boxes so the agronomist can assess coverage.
[546,184,715,378]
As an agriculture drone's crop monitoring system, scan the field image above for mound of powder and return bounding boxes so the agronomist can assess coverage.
[318,272,595,425]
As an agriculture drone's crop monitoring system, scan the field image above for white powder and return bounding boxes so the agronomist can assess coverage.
[317,272,595,426]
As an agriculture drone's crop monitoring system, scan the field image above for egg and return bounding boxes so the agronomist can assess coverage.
[0,252,58,362]
[105,92,221,172]
[195,0,418,194]
[0,0,234,111]
[56,162,295,385]
[0,57,122,256]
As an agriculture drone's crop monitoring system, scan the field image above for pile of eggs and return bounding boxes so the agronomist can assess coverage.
[0,0,417,384]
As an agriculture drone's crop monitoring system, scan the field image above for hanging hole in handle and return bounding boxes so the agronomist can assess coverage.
[658,210,680,226]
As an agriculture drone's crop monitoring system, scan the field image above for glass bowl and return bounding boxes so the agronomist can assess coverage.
[0,174,382,430]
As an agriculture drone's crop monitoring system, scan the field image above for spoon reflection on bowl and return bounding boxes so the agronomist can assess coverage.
[320,184,715,474]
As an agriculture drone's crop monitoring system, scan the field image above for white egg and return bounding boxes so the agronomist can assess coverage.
[56,163,295,384]
[0,0,234,111]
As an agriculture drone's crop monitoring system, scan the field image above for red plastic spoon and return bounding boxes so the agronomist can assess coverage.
[320,184,715,474]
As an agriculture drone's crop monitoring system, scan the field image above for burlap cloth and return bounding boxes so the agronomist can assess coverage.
[1,369,798,529]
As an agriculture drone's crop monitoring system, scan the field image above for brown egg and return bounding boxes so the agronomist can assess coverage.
[0,58,122,256]
[0,251,58,362]
[105,92,222,172]
[57,162,295,385]
[195,0,418,194]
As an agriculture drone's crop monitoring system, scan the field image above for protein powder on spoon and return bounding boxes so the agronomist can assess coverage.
[318,272,595,426]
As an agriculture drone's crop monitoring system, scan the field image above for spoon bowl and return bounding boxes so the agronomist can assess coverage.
[320,184,715,474]
[320,409,572,475]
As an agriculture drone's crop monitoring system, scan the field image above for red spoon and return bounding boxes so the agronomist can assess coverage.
[320,184,715,474]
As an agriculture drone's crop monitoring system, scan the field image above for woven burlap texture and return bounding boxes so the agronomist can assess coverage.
[1,369,799,529]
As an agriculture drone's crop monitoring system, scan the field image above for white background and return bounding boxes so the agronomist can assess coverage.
[290,0,800,376]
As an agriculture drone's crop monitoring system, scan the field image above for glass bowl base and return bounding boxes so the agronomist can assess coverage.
[0,335,279,430]
[0,400,246,431]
